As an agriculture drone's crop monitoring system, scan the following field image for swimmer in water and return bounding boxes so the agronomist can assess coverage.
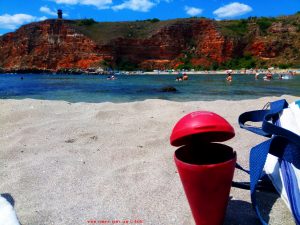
[182,73,188,80]
[255,70,260,80]
[226,70,233,82]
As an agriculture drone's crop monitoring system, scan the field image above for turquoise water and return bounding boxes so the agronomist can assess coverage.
[0,74,299,102]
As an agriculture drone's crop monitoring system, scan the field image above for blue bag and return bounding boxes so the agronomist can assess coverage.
[238,99,300,225]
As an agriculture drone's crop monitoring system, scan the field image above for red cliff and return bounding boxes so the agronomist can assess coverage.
[0,15,299,72]
[0,20,106,71]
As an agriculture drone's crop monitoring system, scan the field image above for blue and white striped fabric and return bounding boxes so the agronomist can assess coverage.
[0,196,20,225]
[264,101,300,223]
[238,99,300,225]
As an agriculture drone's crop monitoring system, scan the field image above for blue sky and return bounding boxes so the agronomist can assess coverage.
[0,0,299,35]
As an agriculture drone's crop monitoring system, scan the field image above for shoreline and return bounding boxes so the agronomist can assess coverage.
[0,68,299,76]
[143,68,300,75]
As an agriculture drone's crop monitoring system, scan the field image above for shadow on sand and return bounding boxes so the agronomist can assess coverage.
[224,191,280,225]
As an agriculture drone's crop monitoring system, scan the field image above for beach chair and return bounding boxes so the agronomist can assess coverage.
[236,99,300,225]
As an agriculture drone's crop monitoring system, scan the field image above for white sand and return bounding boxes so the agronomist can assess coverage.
[0,96,298,225]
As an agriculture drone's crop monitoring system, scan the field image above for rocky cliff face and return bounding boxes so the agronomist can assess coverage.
[0,20,107,71]
[0,15,299,72]
[94,19,240,70]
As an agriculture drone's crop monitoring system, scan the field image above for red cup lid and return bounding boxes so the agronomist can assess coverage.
[170,111,235,147]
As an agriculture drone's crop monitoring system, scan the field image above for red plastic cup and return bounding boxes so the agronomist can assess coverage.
[175,143,236,225]
[170,111,236,225]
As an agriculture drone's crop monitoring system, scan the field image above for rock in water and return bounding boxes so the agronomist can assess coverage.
[161,86,177,92]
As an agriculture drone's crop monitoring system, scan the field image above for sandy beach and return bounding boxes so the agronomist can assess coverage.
[0,96,298,225]
[142,69,300,75]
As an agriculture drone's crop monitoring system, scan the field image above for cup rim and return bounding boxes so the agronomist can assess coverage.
[174,143,237,168]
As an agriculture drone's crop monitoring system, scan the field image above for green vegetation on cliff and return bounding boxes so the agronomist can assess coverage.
[71,18,175,43]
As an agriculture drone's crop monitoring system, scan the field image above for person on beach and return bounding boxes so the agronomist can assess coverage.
[254,69,260,80]
[107,75,117,80]
[183,73,188,80]
[226,70,232,82]
[289,71,296,76]
[255,73,259,80]
[175,76,183,81]
[265,70,273,80]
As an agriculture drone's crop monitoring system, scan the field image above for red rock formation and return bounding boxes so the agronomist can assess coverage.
[0,17,299,72]
[0,19,236,71]
[0,20,105,71]
[248,39,267,57]
[193,20,235,63]
[103,19,237,69]
[248,38,289,58]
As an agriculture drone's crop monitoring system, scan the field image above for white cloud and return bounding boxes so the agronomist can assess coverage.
[0,14,47,30]
[213,2,252,19]
[54,0,78,4]
[0,14,36,29]
[53,0,112,9]
[40,6,57,16]
[40,6,69,17]
[39,16,48,21]
[53,0,170,11]
[155,0,172,2]
[112,0,156,12]
[184,6,203,16]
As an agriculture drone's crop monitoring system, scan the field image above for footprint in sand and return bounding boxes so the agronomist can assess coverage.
[65,138,76,143]
[90,135,98,141]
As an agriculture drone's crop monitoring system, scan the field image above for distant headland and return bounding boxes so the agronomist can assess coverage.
[0,12,299,74]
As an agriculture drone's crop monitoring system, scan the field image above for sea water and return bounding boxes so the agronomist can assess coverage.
[0,74,299,103]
